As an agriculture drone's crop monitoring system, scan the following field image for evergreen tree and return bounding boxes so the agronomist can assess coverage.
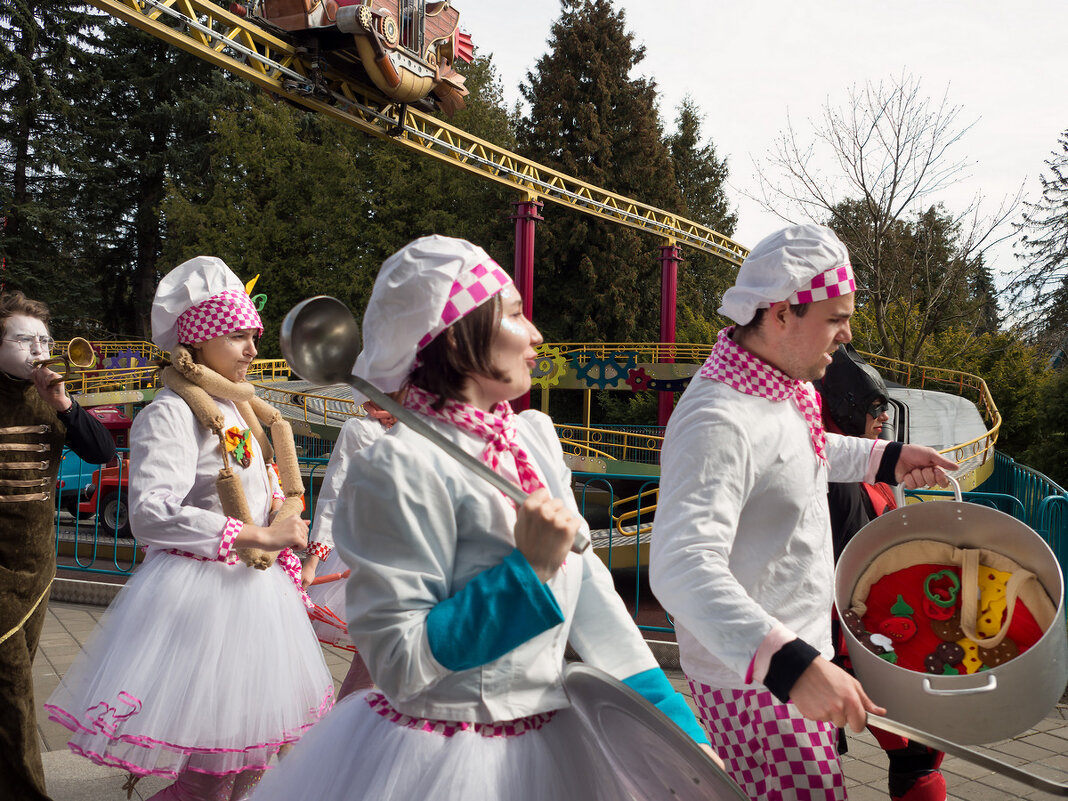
[69,17,245,339]
[1011,130,1068,350]
[0,4,101,333]
[666,97,737,339]
[161,53,518,354]
[517,0,683,343]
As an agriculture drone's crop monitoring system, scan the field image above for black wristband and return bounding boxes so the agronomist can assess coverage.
[876,441,903,485]
[764,638,820,703]
[56,398,77,418]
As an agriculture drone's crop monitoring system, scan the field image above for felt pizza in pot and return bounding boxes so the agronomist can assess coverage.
[846,542,1055,676]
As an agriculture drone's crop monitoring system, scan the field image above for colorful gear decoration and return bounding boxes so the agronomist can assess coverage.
[572,351,638,389]
[530,346,567,389]
[625,367,652,391]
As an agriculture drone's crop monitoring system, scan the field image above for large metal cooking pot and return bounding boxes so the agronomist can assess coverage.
[834,483,1067,744]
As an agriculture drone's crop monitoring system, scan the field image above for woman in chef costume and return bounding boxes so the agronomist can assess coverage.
[46,256,334,801]
[252,235,716,801]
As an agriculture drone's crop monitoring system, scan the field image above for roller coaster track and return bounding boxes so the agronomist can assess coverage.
[88,0,748,264]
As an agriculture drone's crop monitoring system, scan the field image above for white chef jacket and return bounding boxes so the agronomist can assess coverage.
[129,388,278,557]
[309,415,386,552]
[650,376,876,691]
[334,409,658,722]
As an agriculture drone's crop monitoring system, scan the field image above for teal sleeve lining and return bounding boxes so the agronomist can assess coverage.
[426,548,565,671]
[622,667,710,745]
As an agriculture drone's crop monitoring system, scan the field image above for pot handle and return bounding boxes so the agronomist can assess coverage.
[893,474,962,506]
[921,673,997,696]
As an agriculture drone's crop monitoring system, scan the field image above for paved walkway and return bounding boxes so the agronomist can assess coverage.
[34,600,1068,800]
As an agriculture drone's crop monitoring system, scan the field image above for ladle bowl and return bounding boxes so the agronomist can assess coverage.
[280,296,589,553]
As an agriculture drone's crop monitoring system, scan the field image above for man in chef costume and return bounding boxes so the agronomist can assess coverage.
[650,224,957,801]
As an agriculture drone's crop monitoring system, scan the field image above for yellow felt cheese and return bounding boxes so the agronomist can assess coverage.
[957,638,982,674]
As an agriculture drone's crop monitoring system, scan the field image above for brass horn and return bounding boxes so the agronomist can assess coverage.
[35,337,96,387]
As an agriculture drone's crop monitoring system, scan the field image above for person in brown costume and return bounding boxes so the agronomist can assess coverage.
[0,291,115,801]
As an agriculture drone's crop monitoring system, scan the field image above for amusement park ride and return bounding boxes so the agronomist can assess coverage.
[69,0,1003,537]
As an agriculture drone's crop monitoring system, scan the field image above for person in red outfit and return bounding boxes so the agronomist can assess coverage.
[816,344,946,801]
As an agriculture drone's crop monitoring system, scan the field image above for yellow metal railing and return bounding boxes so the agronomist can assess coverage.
[546,342,713,364]
[555,424,663,465]
[613,486,659,538]
[55,340,167,363]
[861,351,1002,472]
[252,382,362,425]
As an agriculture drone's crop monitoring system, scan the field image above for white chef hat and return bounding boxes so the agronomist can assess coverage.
[151,256,263,352]
[718,224,855,325]
[353,235,514,397]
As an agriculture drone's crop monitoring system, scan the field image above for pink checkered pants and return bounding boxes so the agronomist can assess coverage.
[688,680,846,801]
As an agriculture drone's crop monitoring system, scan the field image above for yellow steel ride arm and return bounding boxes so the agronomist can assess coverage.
[88,0,748,265]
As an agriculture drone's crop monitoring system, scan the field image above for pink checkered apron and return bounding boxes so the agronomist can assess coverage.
[691,329,845,799]
[689,681,845,801]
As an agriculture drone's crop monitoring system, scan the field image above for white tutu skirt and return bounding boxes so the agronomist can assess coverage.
[45,550,335,778]
[251,690,638,801]
[306,548,352,649]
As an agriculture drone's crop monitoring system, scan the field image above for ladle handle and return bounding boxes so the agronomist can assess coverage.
[348,374,590,554]
[866,713,1068,796]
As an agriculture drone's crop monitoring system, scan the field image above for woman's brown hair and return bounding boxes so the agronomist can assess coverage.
[407,295,506,409]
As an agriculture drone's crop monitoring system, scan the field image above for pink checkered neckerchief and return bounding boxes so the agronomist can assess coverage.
[417,260,514,350]
[699,327,827,464]
[365,691,555,738]
[404,384,544,502]
[176,289,263,345]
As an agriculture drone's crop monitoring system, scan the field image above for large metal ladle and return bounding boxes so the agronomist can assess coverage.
[280,296,589,554]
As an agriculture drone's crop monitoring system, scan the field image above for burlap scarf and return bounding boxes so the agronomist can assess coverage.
[160,347,308,598]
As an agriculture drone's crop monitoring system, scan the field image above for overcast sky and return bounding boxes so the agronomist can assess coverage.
[455,0,1067,284]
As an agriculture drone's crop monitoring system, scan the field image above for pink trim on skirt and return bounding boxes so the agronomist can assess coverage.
[43,685,334,778]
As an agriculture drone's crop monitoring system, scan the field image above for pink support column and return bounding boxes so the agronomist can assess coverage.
[658,243,681,428]
[512,197,543,413]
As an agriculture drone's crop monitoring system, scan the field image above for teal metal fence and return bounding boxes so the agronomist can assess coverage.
[53,449,330,577]
[54,445,1068,638]
[978,451,1068,569]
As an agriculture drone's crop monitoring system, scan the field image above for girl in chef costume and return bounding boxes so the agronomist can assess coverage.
[253,235,716,801]
[46,256,334,800]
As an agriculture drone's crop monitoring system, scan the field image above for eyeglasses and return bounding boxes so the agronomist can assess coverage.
[869,400,889,418]
[3,335,55,351]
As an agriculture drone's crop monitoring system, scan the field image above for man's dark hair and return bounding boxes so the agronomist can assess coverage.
[407,295,505,409]
[0,291,49,340]
[734,302,809,335]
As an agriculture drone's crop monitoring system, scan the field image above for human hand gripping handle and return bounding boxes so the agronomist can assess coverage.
[514,488,579,583]
[236,515,309,553]
[789,656,886,732]
[31,364,72,412]
[895,445,958,489]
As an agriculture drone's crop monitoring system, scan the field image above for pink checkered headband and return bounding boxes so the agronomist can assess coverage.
[351,235,515,404]
[175,289,263,346]
[719,223,855,325]
[151,255,260,352]
[416,260,515,351]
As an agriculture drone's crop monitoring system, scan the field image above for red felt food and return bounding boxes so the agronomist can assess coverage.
[858,563,1045,673]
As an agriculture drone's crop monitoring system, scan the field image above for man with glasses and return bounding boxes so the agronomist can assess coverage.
[0,291,114,801]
